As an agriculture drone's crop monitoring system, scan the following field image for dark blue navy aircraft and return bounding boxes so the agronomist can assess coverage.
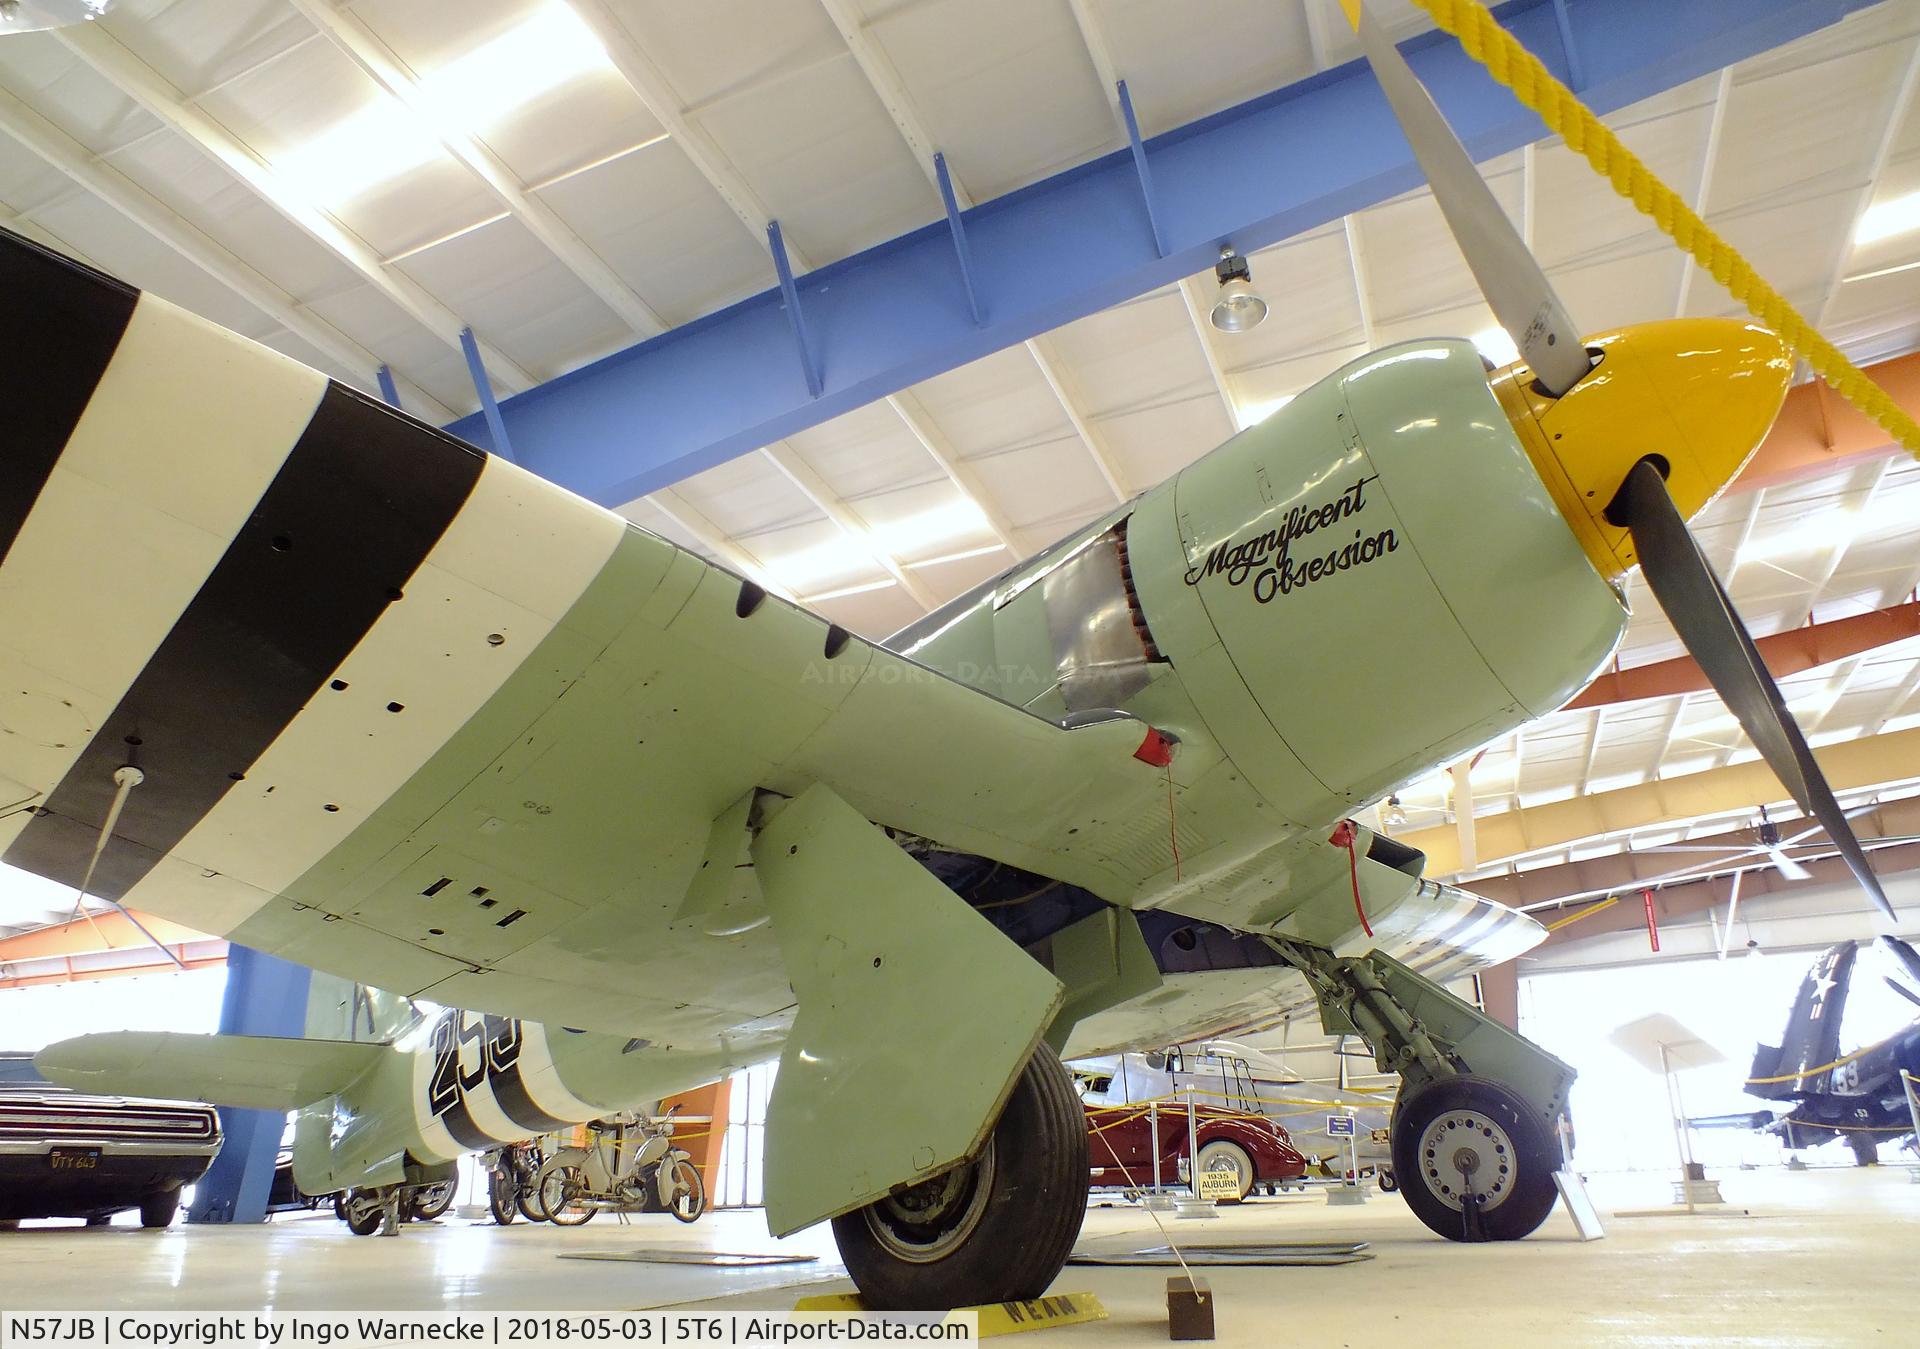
[1696,938,1920,1166]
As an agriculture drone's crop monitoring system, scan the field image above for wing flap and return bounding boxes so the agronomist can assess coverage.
[35,1031,385,1111]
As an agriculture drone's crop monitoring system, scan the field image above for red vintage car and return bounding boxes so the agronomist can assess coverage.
[1085,1099,1307,1201]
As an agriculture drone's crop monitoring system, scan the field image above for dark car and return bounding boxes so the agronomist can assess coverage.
[0,1053,221,1229]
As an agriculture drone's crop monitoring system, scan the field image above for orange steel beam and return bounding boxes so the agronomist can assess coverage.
[0,909,217,961]
[1732,351,1920,492]
[0,951,227,991]
[661,1080,731,1200]
[1564,600,1920,711]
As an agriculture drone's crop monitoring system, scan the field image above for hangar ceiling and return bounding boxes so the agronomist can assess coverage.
[2,0,1920,939]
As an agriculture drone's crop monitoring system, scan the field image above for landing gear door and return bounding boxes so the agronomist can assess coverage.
[750,783,1064,1237]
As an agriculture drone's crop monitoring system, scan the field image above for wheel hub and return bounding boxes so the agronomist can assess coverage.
[1416,1110,1516,1213]
[862,1140,996,1265]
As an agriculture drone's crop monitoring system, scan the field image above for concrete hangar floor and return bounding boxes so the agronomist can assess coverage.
[6,1169,1916,1345]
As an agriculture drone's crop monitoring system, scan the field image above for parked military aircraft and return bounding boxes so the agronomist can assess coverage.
[4,2,1897,1309]
[1693,938,1920,1165]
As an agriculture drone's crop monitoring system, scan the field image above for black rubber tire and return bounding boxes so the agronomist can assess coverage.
[0,1220,19,1231]
[831,1046,1089,1311]
[86,1214,112,1227]
[1390,1074,1557,1243]
[343,1193,385,1236]
[667,1160,706,1223]
[411,1180,456,1221]
[539,1167,595,1226]
[489,1172,518,1225]
[1848,1134,1880,1167]
[1377,1168,1399,1194]
[138,1190,178,1230]
[1193,1140,1255,1203]
[518,1187,548,1223]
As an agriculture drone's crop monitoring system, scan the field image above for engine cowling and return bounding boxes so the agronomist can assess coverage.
[1125,337,1627,824]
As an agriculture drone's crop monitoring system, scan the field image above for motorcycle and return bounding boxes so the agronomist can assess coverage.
[534,1106,705,1225]
[485,1140,549,1225]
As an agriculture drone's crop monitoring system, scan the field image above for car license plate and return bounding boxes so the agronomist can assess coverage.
[49,1148,101,1171]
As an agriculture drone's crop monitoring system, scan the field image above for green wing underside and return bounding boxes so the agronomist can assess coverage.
[35,1031,383,1112]
[216,526,1172,1038]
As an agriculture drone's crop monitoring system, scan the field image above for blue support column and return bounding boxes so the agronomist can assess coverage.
[1117,79,1170,259]
[1550,0,1588,91]
[767,220,824,397]
[459,326,516,463]
[438,0,1875,506]
[186,945,311,1225]
[376,363,403,410]
[934,153,985,326]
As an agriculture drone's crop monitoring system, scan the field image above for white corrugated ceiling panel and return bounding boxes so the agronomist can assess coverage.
[849,0,1114,200]
[391,215,629,378]
[534,143,773,326]
[93,0,314,98]
[784,400,943,503]
[1091,0,1318,134]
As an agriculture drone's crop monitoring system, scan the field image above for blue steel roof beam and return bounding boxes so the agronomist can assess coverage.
[460,326,516,464]
[1067,0,1240,433]
[576,0,971,599]
[449,0,1882,506]
[768,220,825,398]
[819,0,1133,504]
[818,0,1125,520]
[1549,0,1589,91]
[1117,79,1170,259]
[934,152,985,326]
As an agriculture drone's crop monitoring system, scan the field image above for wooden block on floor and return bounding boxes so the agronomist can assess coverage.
[1167,1275,1214,1341]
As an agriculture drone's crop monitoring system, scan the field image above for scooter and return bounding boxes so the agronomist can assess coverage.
[534,1105,705,1225]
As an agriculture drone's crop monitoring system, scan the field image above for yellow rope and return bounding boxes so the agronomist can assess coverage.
[1744,1030,1904,1085]
[1546,895,1618,932]
[1411,0,1920,460]
[1087,1088,1386,1125]
[1778,1118,1912,1135]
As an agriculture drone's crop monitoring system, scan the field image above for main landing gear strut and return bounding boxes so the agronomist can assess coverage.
[1267,940,1575,1243]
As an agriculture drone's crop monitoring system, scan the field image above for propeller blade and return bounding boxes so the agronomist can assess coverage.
[1881,935,1920,987]
[1887,977,1920,1011]
[1612,459,1895,919]
[1343,0,1590,395]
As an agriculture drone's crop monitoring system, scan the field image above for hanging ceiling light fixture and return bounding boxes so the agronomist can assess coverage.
[1209,245,1269,333]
